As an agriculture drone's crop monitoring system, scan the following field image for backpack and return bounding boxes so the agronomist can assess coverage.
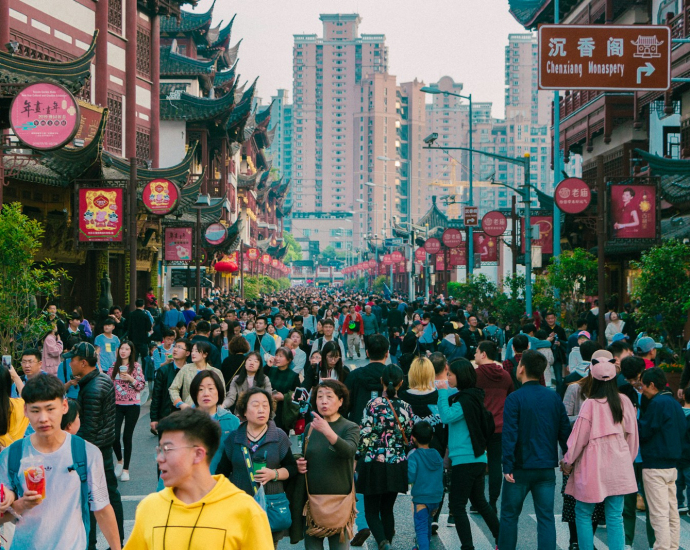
[8,435,90,548]
[486,327,501,347]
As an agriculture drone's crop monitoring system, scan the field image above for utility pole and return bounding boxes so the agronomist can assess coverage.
[553,0,562,265]
[129,158,138,311]
[468,94,474,276]
[523,154,533,316]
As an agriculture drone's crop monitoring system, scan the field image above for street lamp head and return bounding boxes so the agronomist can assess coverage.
[364,182,375,187]
[421,85,442,95]
[524,153,531,158]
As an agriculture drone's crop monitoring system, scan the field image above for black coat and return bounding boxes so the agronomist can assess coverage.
[387,309,405,330]
[127,309,152,345]
[76,369,116,449]
[345,361,386,425]
[150,363,182,422]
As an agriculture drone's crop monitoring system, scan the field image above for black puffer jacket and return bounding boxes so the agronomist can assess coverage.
[151,363,182,422]
[77,368,116,449]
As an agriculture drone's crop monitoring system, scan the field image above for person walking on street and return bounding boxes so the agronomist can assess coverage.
[561,352,639,550]
[169,342,225,408]
[342,305,364,360]
[70,342,125,550]
[127,299,152,362]
[499,350,571,550]
[150,339,191,437]
[361,305,379,352]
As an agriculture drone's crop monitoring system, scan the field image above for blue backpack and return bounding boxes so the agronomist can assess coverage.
[7,435,90,548]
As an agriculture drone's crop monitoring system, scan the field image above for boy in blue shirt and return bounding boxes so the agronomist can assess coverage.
[94,318,120,372]
[408,420,444,550]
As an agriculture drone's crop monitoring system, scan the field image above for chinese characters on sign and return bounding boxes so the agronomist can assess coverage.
[463,206,479,227]
[424,238,442,255]
[449,247,467,267]
[142,179,180,215]
[473,232,498,263]
[610,184,657,240]
[415,247,427,262]
[481,211,508,237]
[164,227,193,261]
[442,228,463,248]
[10,82,81,150]
[539,25,670,91]
[555,178,592,214]
[391,250,404,262]
[521,216,554,254]
[78,188,123,242]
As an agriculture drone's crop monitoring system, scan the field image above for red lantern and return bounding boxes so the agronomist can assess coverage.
[214,256,239,273]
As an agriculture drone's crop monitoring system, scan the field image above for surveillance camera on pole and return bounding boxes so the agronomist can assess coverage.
[423,133,438,146]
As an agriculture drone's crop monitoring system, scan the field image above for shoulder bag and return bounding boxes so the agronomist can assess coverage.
[302,426,357,542]
[385,396,409,446]
[241,445,292,532]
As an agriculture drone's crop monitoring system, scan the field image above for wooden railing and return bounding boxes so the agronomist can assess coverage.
[560,90,603,119]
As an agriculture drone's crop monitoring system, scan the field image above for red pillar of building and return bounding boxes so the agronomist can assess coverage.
[201,130,208,195]
[125,0,137,158]
[0,0,10,50]
[95,0,109,107]
[151,13,160,168]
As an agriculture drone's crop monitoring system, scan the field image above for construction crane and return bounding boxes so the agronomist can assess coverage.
[428,158,495,218]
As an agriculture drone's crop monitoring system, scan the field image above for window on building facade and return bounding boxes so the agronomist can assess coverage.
[137,26,152,80]
[136,126,151,167]
[106,92,123,155]
[109,0,123,34]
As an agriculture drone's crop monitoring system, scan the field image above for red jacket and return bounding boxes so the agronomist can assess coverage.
[341,313,364,336]
[476,362,514,433]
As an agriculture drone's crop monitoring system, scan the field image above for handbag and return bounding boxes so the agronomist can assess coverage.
[241,446,292,532]
[302,426,358,542]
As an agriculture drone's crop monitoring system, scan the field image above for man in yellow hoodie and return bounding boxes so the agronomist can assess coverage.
[125,408,272,549]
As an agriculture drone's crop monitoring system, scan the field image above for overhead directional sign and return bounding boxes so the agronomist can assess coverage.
[463,206,479,227]
[384,237,403,247]
[538,24,670,91]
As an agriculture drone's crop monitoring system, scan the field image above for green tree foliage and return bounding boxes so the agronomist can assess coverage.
[282,232,303,263]
[344,276,368,291]
[0,203,69,359]
[447,275,498,317]
[631,239,690,352]
[241,276,290,300]
[544,249,598,327]
[492,273,526,330]
[373,275,387,294]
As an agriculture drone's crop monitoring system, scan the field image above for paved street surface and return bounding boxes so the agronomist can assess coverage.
[99,356,690,549]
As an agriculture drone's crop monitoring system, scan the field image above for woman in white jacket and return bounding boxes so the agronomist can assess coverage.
[605,312,625,345]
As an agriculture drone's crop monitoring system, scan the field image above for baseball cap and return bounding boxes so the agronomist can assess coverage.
[577,330,591,340]
[590,350,616,381]
[611,332,629,343]
[412,320,422,327]
[64,342,97,360]
[635,336,662,354]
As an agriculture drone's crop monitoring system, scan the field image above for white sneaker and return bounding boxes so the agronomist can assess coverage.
[114,463,123,477]
[120,471,130,482]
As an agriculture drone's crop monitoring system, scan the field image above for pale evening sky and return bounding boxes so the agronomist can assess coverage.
[191,0,528,117]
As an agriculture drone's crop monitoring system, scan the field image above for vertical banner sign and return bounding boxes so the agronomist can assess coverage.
[436,254,445,271]
[610,184,657,240]
[473,232,498,263]
[79,188,123,242]
[521,216,554,254]
[165,227,193,261]
[449,247,467,266]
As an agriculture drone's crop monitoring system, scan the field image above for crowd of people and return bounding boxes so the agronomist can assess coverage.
[0,287,688,550]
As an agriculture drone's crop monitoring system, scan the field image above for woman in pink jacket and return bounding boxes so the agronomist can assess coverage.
[561,350,639,550]
[41,326,63,375]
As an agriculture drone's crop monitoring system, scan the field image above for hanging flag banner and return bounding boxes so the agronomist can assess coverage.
[164,227,193,261]
[261,254,271,265]
[10,82,80,150]
[143,178,180,215]
[473,232,498,263]
[436,254,445,271]
[246,248,260,261]
[555,178,592,214]
[521,215,554,254]
[79,188,123,242]
[449,247,467,267]
[482,211,508,237]
[610,183,657,240]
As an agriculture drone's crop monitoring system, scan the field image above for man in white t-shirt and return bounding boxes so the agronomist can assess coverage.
[0,375,121,550]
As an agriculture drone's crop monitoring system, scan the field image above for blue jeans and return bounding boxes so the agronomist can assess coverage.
[676,465,690,508]
[413,503,439,550]
[356,492,368,530]
[499,468,556,550]
[575,495,625,550]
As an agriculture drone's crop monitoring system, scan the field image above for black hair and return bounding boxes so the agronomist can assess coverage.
[255,316,268,325]
[448,358,476,391]
[236,351,266,387]
[535,329,549,340]
[111,340,137,380]
[429,352,447,376]
[309,379,350,416]
[190,370,226,408]
[589,377,624,423]
[292,315,304,323]
[102,318,116,327]
[192,340,212,362]
[0,367,11,436]
[412,420,434,445]
[196,320,211,334]
[521,323,537,335]
[477,341,498,361]
[620,356,645,380]
[157,408,221,465]
[580,340,601,362]
[520,350,548,380]
[235,387,275,418]
[367,334,390,361]
[512,333,529,353]
[175,339,193,354]
[21,348,42,362]
[608,341,631,358]
[684,386,690,405]
[275,347,294,365]
[321,318,335,327]
[622,187,636,197]
[642,367,667,392]
[162,329,176,339]
[135,299,145,308]
[577,317,588,328]
[109,305,122,314]
[61,399,81,430]
[318,341,347,384]
[22,373,65,404]
[544,311,556,318]
[382,364,404,398]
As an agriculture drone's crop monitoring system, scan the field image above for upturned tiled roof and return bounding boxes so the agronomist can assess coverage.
[160,2,215,34]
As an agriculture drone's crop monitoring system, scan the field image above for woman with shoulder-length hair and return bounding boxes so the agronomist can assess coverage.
[266,347,300,434]
[304,340,351,393]
[356,365,414,550]
[436,358,500,549]
[223,351,272,412]
[399,356,444,453]
[561,350,639,550]
[297,379,360,548]
[220,334,251,387]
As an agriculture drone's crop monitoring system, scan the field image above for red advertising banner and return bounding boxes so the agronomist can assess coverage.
[521,216,554,254]
[555,178,592,214]
[272,259,279,267]
[473,232,498,263]
[143,178,180,215]
[164,227,193,261]
[610,184,656,240]
[246,248,260,261]
[261,254,271,265]
[368,259,377,268]
[391,250,404,262]
[442,228,463,248]
[415,247,427,262]
[78,188,123,242]
[424,237,442,254]
[382,254,393,265]
[449,247,467,267]
[10,82,80,150]
[482,211,508,237]
[436,254,445,271]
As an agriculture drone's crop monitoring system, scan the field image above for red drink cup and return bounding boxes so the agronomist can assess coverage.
[24,466,46,501]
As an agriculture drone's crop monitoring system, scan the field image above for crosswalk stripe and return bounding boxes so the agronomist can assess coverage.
[438,513,495,549]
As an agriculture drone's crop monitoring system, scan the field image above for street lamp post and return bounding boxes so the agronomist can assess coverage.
[421,85,474,276]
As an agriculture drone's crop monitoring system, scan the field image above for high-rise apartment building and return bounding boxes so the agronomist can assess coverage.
[291,14,388,251]
[504,33,550,126]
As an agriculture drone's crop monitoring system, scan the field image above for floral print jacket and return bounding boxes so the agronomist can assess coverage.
[107,363,146,405]
[359,396,415,464]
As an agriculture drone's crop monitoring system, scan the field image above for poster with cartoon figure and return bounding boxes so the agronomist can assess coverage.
[78,188,123,242]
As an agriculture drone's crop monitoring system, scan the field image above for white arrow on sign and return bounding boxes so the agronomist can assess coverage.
[636,62,655,84]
